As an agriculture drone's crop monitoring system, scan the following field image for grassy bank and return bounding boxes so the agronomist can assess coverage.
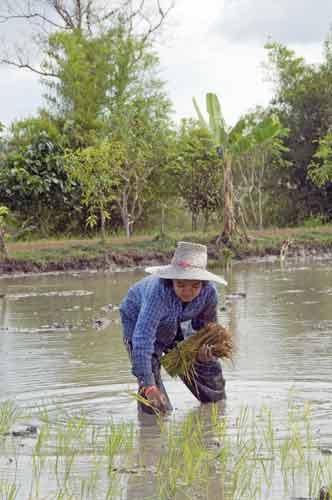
[1,225,332,275]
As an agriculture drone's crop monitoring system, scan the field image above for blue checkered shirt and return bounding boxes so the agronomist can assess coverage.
[119,276,219,386]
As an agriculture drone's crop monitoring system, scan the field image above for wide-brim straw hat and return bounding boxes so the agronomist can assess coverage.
[145,241,227,285]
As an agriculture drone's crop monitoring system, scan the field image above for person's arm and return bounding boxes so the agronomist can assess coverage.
[131,294,164,387]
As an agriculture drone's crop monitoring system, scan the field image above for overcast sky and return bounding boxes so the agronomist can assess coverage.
[1,0,332,129]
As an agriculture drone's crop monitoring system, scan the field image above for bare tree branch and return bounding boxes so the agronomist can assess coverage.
[140,0,174,44]
[0,57,58,77]
[157,0,164,17]
[75,0,82,28]
[0,1,175,36]
[0,0,175,77]
[0,12,64,30]
[47,0,76,29]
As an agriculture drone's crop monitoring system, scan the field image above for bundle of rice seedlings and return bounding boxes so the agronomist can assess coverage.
[161,323,233,381]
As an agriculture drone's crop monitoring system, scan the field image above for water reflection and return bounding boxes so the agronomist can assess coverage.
[124,400,227,500]
[0,259,332,498]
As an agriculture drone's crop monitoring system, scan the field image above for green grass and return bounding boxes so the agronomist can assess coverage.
[2,225,332,271]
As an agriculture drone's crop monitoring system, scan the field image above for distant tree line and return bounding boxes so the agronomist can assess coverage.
[1,1,332,242]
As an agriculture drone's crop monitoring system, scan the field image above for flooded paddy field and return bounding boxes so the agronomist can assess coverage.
[0,258,332,499]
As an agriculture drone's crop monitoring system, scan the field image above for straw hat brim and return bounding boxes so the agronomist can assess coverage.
[145,265,227,285]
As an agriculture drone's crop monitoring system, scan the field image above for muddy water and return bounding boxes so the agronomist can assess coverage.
[0,258,332,499]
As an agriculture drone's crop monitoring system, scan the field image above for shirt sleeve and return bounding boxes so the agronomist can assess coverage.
[131,292,164,386]
[191,285,218,331]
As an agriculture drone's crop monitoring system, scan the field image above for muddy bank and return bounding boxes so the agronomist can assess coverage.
[0,250,172,276]
[1,240,332,276]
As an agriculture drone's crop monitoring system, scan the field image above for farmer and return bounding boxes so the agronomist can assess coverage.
[120,241,228,413]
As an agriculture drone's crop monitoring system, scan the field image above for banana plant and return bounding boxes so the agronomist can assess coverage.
[193,93,285,241]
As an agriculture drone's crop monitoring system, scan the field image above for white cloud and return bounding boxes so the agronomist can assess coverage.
[0,0,329,128]
[0,67,43,128]
[158,0,326,125]
[216,0,332,45]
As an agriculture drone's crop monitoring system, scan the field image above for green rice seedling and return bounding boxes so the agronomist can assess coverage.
[157,421,184,498]
[79,467,103,500]
[228,447,258,500]
[210,407,230,481]
[104,418,135,499]
[157,413,213,500]
[279,401,307,485]
[306,459,324,499]
[235,406,251,448]
[319,457,332,496]
[105,420,134,465]
[258,455,275,493]
[0,401,19,436]
[217,405,283,500]
[289,424,305,466]
[303,401,314,451]
[0,481,19,500]
[260,406,275,456]
[54,491,75,500]
[129,390,161,415]
[54,414,89,491]
[279,434,295,493]
[161,323,233,381]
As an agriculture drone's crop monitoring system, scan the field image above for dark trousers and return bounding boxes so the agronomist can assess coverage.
[124,340,226,412]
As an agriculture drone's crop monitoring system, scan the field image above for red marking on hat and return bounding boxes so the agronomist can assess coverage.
[178,260,191,269]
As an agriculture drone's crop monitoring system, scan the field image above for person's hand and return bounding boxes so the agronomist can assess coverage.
[197,344,215,363]
[143,385,168,413]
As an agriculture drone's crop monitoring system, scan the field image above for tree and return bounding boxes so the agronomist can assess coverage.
[0,122,5,159]
[111,101,172,238]
[0,1,174,76]
[27,17,172,152]
[64,141,124,241]
[308,132,332,188]
[105,35,173,237]
[171,120,223,232]
[233,108,289,230]
[0,2,175,237]
[0,2,174,149]
[145,130,177,237]
[0,131,78,234]
[264,39,332,223]
[193,93,285,242]
[41,29,112,146]
[7,116,62,149]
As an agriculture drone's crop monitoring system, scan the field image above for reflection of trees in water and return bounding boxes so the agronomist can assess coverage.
[0,294,7,328]
[0,292,10,394]
[125,401,227,500]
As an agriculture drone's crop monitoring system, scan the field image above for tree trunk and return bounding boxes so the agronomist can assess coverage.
[258,188,263,230]
[160,203,166,236]
[203,210,210,233]
[100,207,105,243]
[124,216,131,239]
[192,211,198,232]
[221,155,235,242]
[0,230,8,259]
[120,193,131,239]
